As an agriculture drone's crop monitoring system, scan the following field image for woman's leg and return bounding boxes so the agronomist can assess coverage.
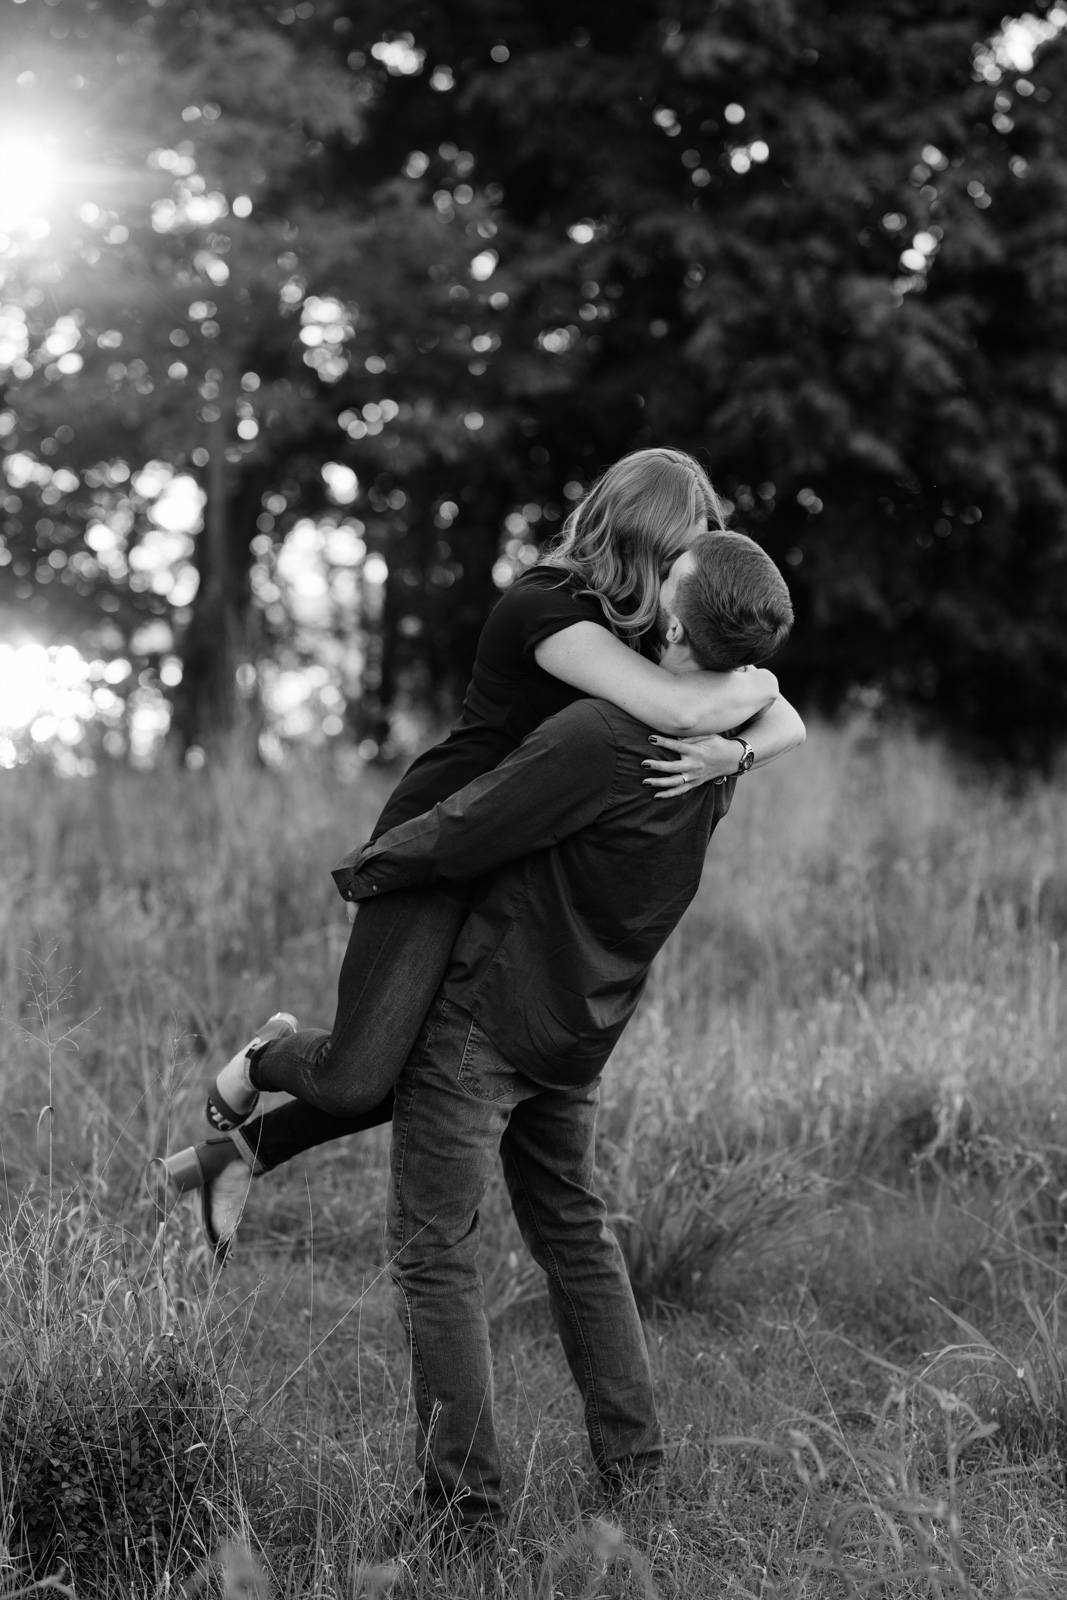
[231,1090,394,1175]
[154,1094,396,1256]
[245,886,470,1117]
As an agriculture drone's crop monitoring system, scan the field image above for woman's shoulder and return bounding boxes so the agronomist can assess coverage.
[472,565,608,679]
[488,564,604,637]
[511,562,580,593]
[496,563,594,612]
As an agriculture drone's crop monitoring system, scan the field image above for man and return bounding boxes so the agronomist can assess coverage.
[334,533,800,1532]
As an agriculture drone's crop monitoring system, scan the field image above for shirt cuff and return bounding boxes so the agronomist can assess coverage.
[331,841,381,901]
[333,835,428,901]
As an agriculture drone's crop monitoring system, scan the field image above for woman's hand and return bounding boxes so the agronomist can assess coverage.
[641,732,743,797]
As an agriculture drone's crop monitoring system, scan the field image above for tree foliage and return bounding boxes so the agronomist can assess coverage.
[1,0,1065,758]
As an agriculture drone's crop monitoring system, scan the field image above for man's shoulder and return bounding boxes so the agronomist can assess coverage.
[545,698,651,747]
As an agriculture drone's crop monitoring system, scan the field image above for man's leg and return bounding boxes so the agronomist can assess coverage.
[501,1081,663,1489]
[388,998,539,1529]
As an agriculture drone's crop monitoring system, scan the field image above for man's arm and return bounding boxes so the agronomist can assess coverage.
[332,702,618,902]
[735,693,806,766]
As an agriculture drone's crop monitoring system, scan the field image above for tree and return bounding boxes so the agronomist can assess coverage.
[2,0,1066,758]
[0,2,495,752]
[391,0,1067,752]
[2,4,366,752]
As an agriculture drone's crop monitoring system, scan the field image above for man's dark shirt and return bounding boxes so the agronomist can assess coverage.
[333,699,735,1088]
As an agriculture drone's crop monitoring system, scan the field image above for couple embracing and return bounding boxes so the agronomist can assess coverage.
[153,446,804,1536]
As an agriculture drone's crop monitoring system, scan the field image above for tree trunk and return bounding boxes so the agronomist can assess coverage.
[169,426,261,760]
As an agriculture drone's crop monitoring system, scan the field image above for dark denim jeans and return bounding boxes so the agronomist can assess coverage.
[389,995,662,1527]
[231,1091,394,1176]
[240,887,469,1169]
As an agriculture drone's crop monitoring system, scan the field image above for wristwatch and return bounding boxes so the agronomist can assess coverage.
[730,736,755,774]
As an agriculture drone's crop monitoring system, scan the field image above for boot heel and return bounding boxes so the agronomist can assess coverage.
[147,1146,205,1215]
[160,1146,205,1196]
[147,1140,244,1267]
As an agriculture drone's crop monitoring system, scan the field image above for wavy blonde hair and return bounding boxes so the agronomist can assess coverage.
[540,447,730,643]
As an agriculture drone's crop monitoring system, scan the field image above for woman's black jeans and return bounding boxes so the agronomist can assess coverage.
[233,885,469,1174]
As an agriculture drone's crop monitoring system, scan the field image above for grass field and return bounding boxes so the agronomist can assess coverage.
[1,719,1066,1598]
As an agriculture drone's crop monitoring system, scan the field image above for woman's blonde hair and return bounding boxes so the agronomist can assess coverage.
[540,447,730,643]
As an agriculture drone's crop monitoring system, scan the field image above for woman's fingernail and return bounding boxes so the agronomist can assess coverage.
[648,736,659,744]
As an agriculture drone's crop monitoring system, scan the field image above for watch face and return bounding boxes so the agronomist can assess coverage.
[739,744,755,772]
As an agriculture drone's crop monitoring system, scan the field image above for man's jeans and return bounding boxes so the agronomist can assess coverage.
[389,996,663,1526]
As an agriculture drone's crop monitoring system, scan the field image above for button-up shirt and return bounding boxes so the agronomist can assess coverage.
[332,699,735,1087]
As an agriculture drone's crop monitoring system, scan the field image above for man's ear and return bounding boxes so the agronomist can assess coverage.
[663,615,685,645]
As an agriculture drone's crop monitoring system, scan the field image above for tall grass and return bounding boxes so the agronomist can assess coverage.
[0,721,1065,1596]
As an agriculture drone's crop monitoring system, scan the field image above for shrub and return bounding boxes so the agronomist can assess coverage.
[0,1196,266,1596]
[0,1335,249,1590]
[601,1139,827,1313]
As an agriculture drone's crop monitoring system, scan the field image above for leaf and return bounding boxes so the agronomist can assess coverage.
[36,1105,54,1172]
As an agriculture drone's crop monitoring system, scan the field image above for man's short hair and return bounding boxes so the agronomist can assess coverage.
[674,532,794,670]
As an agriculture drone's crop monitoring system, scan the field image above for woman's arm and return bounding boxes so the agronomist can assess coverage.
[534,621,778,736]
[642,695,806,796]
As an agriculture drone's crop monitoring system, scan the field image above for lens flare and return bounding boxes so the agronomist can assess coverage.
[0,641,51,729]
[0,134,60,233]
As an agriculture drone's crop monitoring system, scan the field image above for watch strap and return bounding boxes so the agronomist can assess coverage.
[732,736,755,774]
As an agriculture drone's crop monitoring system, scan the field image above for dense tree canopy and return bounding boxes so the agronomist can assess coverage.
[1,0,1065,760]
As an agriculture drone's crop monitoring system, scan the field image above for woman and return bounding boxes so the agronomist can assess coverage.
[153,447,800,1254]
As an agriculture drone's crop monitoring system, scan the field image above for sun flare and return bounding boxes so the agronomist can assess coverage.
[0,133,61,234]
[0,641,51,731]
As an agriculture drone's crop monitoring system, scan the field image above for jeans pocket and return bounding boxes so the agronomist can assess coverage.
[456,1014,515,1104]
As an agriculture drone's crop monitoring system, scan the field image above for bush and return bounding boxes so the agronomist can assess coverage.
[0,1336,247,1590]
[0,1196,267,1596]
[601,1140,827,1313]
